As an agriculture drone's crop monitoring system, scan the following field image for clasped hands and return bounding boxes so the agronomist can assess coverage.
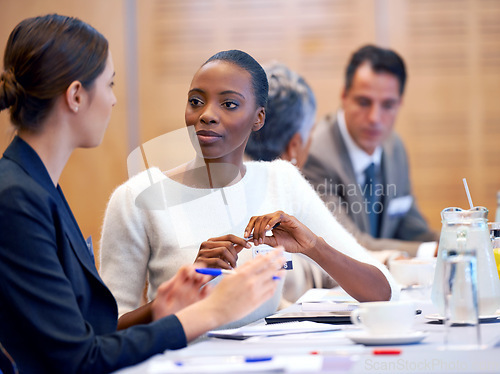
[150,211,310,321]
[194,210,318,269]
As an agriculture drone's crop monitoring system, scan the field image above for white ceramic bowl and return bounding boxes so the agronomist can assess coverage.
[389,258,436,287]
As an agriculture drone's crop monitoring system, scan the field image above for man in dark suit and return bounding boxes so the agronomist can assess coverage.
[303,45,439,258]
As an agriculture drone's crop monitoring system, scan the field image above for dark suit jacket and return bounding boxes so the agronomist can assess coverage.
[303,113,439,256]
[0,137,186,374]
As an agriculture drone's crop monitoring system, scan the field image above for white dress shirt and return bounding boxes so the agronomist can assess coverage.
[337,109,383,186]
[337,110,436,258]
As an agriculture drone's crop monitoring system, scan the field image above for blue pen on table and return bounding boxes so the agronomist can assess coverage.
[174,355,273,366]
[196,268,281,280]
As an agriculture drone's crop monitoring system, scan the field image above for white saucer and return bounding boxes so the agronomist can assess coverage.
[425,313,500,323]
[347,331,428,346]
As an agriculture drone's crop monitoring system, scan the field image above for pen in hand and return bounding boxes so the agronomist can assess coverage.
[244,222,281,241]
[195,268,281,280]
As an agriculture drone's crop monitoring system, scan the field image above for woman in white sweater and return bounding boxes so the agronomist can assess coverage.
[100,50,398,327]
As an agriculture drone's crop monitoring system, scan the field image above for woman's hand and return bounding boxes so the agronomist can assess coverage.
[244,211,318,255]
[151,265,212,321]
[207,247,285,318]
[194,234,251,269]
[176,247,286,341]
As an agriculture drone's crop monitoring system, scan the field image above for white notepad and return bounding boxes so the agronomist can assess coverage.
[207,321,340,340]
[301,301,358,312]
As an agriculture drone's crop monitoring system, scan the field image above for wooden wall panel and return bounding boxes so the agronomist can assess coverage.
[137,0,377,144]
[0,0,129,267]
[387,0,500,229]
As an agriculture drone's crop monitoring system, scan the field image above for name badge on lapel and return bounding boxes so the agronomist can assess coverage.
[387,195,413,217]
[86,235,96,264]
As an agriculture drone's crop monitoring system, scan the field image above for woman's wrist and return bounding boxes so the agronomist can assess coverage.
[151,298,167,321]
[302,235,322,258]
[175,298,225,341]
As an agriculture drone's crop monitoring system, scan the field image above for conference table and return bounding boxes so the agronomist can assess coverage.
[114,287,500,373]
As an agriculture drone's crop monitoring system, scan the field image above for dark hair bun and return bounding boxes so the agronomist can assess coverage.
[0,69,25,111]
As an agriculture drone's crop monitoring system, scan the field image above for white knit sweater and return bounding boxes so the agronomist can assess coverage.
[100,160,398,327]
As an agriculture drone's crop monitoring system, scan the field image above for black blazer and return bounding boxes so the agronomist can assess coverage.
[0,137,186,374]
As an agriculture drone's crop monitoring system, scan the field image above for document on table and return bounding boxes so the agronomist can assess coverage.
[207,321,340,340]
[148,355,324,373]
[149,357,285,373]
[294,288,358,314]
[296,288,357,304]
[265,310,352,324]
[301,300,358,312]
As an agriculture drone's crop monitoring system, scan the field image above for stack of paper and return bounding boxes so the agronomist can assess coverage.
[301,300,358,312]
[296,288,357,304]
[207,321,340,340]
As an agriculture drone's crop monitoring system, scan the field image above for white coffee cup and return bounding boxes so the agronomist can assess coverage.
[350,300,416,335]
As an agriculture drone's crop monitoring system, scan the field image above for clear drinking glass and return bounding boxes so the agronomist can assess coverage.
[489,222,500,279]
[443,247,481,349]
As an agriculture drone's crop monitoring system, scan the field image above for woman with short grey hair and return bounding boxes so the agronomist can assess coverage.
[245,62,316,169]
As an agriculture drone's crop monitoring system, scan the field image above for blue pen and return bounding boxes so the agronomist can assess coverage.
[244,356,273,363]
[196,268,281,280]
[174,355,273,366]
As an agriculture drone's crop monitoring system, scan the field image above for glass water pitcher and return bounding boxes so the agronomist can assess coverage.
[431,207,500,316]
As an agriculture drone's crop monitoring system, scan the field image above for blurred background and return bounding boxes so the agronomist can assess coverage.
[1,0,499,267]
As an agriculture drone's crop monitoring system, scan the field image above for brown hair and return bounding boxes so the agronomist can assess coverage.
[0,14,108,131]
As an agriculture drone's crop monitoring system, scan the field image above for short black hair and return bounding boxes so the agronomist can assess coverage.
[345,45,406,96]
[204,50,268,109]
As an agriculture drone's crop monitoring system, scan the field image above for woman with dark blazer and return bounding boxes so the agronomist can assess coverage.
[0,14,283,374]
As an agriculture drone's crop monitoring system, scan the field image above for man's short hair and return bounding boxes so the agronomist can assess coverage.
[345,45,407,96]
